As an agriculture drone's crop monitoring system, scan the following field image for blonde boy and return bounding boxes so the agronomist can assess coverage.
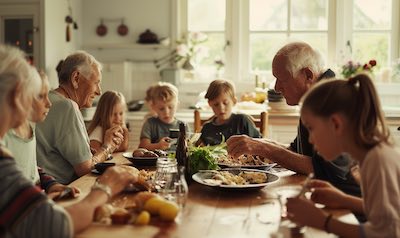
[139,82,187,150]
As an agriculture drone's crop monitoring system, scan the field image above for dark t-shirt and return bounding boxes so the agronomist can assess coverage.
[289,68,361,197]
[200,113,261,146]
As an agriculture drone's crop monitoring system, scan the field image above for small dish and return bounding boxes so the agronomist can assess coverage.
[94,162,116,174]
[122,152,158,166]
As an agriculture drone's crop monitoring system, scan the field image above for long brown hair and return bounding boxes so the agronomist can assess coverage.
[87,91,126,138]
[301,74,391,149]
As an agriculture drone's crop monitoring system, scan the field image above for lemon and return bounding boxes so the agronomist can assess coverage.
[135,211,150,225]
[159,201,179,221]
[143,197,164,215]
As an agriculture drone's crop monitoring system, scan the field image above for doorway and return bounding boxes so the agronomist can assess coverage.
[0,3,41,68]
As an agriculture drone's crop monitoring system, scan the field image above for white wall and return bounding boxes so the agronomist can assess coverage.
[81,0,171,62]
[43,0,82,89]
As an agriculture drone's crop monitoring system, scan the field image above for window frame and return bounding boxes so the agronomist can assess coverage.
[176,0,400,96]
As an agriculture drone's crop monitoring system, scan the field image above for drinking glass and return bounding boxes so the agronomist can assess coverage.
[153,157,178,198]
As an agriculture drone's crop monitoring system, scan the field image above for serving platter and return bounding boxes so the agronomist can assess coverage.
[192,168,279,191]
[122,152,158,166]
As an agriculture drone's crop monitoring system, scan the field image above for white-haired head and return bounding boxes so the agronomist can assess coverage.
[0,44,41,115]
[274,42,325,77]
[57,50,102,84]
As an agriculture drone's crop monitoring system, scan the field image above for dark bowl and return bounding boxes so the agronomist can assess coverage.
[94,162,116,174]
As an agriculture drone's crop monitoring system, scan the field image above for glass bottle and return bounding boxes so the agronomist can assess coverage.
[175,122,191,184]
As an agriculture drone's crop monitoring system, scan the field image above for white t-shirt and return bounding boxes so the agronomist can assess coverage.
[360,143,400,238]
[3,124,40,183]
[89,126,104,143]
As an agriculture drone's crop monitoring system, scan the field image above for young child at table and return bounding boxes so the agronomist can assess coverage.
[3,71,79,198]
[88,91,129,153]
[144,85,157,120]
[139,82,187,151]
[198,79,261,146]
[286,74,400,237]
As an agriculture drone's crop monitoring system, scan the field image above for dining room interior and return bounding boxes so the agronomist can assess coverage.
[1,0,400,238]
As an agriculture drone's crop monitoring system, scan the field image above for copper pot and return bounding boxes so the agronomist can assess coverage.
[96,20,107,37]
[117,20,128,36]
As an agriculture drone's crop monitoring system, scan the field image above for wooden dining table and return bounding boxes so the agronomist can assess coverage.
[59,153,356,238]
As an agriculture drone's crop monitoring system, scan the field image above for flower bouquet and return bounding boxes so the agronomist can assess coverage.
[175,32,208,71]
[341,59,377,78]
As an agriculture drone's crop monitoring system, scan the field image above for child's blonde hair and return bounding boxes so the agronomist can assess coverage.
[301,74,391,149]
[205,79,236,101]
[87,91,126,137]
[148,82,178,103]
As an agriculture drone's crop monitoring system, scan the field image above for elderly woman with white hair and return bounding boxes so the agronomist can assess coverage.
[36,51,125,184]
[0,44,138,237]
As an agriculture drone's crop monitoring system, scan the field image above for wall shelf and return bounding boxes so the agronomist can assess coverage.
[83,43,171,50]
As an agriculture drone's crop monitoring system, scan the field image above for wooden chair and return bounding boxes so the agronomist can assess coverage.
[193,109,269,138]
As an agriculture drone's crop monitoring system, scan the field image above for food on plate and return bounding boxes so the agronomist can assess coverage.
[143,196,165,215]
[153,149,167,157]
[119,164,139,175]
[133,148,159,158]
[159,201,179,221]
[110,207,131,224]
[93,204,114,224]
[134,191,158,211]
[135,210,151,225]
[239,171,268,184]
[218,154,272,166]
[132,148,147,157]
[92,191,180,225]
[141,195,180,221]
[206,170,268,185]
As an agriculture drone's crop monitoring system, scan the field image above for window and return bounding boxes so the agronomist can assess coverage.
[352,0,391,70]
[249,0,329,72]
[186,0,226,81]
[179,0,400,90]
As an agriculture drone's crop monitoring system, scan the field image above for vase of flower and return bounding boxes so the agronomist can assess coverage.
[341,59,377,79]
[175,32,208,73]
[182,58,194,71]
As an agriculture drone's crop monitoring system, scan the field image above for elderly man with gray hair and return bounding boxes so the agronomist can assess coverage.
[227,42,361,198]
[36,51,124,184]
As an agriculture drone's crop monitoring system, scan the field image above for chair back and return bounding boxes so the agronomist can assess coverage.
[193,109,269,138]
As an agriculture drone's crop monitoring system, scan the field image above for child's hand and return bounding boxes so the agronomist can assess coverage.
[104,125,124,149]
[158,137,172,150]
[308,179,348,209]
[287,196,327,230]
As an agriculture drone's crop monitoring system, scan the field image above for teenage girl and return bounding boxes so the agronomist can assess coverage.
[88,91,129,153]
[286,74,400,237]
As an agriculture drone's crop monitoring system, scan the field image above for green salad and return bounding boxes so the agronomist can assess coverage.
[188,142,226,175]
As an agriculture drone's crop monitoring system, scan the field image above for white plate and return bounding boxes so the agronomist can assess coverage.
[122,152,134,159]
[192,168,279,190]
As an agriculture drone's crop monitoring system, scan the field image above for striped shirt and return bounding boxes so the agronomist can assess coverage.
[0,147,73,238]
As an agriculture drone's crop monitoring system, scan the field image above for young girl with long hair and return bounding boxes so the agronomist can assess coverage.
[286,74,399,237]
[88,91,129,153]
